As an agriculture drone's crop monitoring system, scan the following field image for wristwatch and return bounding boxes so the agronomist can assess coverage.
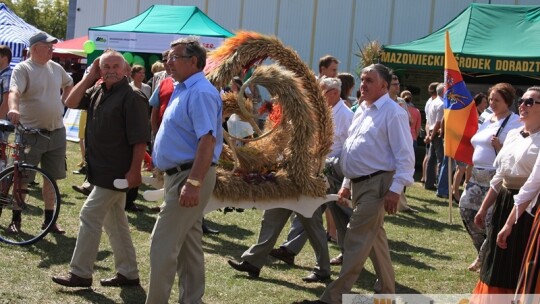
[186,178,201,187]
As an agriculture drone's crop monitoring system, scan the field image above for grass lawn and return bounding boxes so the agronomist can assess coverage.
[0,141,479,303]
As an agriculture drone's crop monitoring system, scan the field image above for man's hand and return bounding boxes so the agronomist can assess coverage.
[7,109,20,125]
[337,187,351,207]
[384,191,400,215]
[125,169,142,189]
[179,183,200,207]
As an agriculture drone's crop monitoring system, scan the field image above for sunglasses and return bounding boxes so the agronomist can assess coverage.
[518,98,540,107]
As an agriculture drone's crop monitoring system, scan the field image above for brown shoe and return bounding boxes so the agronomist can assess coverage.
[44,223,66,235]
[330,254,343,266]
[72,185,91,196]
[52,272,92,287]
[269,247,295,265]
[8,220,21,234]
[100,273,140,287]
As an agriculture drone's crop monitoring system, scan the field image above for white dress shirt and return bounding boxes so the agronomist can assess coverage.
[340,93,415,194]
[330,99,354,158]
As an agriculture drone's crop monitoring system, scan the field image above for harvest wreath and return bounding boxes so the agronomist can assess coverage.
[204,31,334,202]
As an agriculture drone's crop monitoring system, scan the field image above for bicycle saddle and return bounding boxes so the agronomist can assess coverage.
[0,119,14,132]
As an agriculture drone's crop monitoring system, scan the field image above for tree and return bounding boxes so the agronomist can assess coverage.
[8,0,68,39]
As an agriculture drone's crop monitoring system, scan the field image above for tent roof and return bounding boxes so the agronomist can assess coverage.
[90,5,234,37]
[54,35,87,57]
[381,4,540,75]
[0,3,52,65]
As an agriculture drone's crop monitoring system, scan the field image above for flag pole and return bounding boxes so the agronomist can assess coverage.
[448,157,453,223]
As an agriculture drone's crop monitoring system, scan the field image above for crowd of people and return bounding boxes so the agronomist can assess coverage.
[2,30,540,303]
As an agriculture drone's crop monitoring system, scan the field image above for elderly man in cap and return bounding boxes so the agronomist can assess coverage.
[7,31,73,234]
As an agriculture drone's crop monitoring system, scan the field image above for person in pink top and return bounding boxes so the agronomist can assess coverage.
[401,90,421,151]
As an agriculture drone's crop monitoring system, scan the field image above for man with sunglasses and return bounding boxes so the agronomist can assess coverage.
[7,31,73,234]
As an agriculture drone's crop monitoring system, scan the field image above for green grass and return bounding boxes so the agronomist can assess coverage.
[0,141,478,303]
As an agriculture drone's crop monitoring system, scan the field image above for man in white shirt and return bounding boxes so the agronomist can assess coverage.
[299,63,415,303]
[424,83,445,191]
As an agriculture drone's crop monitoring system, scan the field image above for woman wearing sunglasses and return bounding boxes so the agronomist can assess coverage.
[471,86,540,301]
[494,86,540,301]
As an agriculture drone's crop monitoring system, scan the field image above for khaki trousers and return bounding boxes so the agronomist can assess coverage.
[70,186,138,280]
[146,167,216,304]
[320,171,396,303]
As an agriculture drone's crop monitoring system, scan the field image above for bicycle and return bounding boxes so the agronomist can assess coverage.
[0,119,61,246]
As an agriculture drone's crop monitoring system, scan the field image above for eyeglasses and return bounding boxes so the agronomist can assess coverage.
[391,83,400,86]
[168,54,192,62]
[518,98,540,107]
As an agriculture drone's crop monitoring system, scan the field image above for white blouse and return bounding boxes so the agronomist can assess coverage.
[490,129,540,200]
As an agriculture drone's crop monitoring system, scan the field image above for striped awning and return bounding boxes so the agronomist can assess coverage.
[0,3,55,67]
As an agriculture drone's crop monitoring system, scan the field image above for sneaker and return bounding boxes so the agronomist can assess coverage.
[8,220,21,234]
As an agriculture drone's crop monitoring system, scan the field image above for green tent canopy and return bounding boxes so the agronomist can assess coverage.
[88,5,234,54]
[381,4,540,76]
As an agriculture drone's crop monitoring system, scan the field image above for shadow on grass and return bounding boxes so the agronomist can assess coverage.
[55,286,145,304]
[352,269,421,294]
[231,273,328,298]
[389,239,450,270]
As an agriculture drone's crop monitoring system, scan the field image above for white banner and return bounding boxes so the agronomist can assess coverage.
[88,31,226,53]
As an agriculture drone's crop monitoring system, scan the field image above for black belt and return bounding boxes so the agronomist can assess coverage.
[165,162,216,176]
[351,170,388,183]
[38,129,53,135]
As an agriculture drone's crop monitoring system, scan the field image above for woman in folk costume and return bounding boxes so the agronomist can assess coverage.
[472,86,540,302]
[496,86,540,303]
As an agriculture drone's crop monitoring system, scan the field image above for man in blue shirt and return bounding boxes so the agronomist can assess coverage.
[146,37,223,304]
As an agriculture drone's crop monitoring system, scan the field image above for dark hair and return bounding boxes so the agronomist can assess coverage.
[488,83,515,107]
[318,55,339,73]
[170,36,207,70]
[362,63,391,88]
[473,93,487,106]
[0,45,12,63]
[337,73,354,100]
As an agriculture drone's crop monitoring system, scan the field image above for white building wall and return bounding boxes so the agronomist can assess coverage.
[71,0,537,76]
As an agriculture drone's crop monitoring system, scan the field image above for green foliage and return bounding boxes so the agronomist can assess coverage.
[7,0,68,39]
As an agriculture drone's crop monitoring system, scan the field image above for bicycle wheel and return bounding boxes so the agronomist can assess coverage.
[0,164,61,246]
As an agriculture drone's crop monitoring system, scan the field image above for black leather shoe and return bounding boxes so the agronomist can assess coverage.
[72,166,87,175]
[292,300,327,304]
[270,247,295,265]
[302,273,330,283]
[227,260,260,278]
[202,223,220,234]
[100,273,140,287]
[52,272,92,287]
[125,204,142,213]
